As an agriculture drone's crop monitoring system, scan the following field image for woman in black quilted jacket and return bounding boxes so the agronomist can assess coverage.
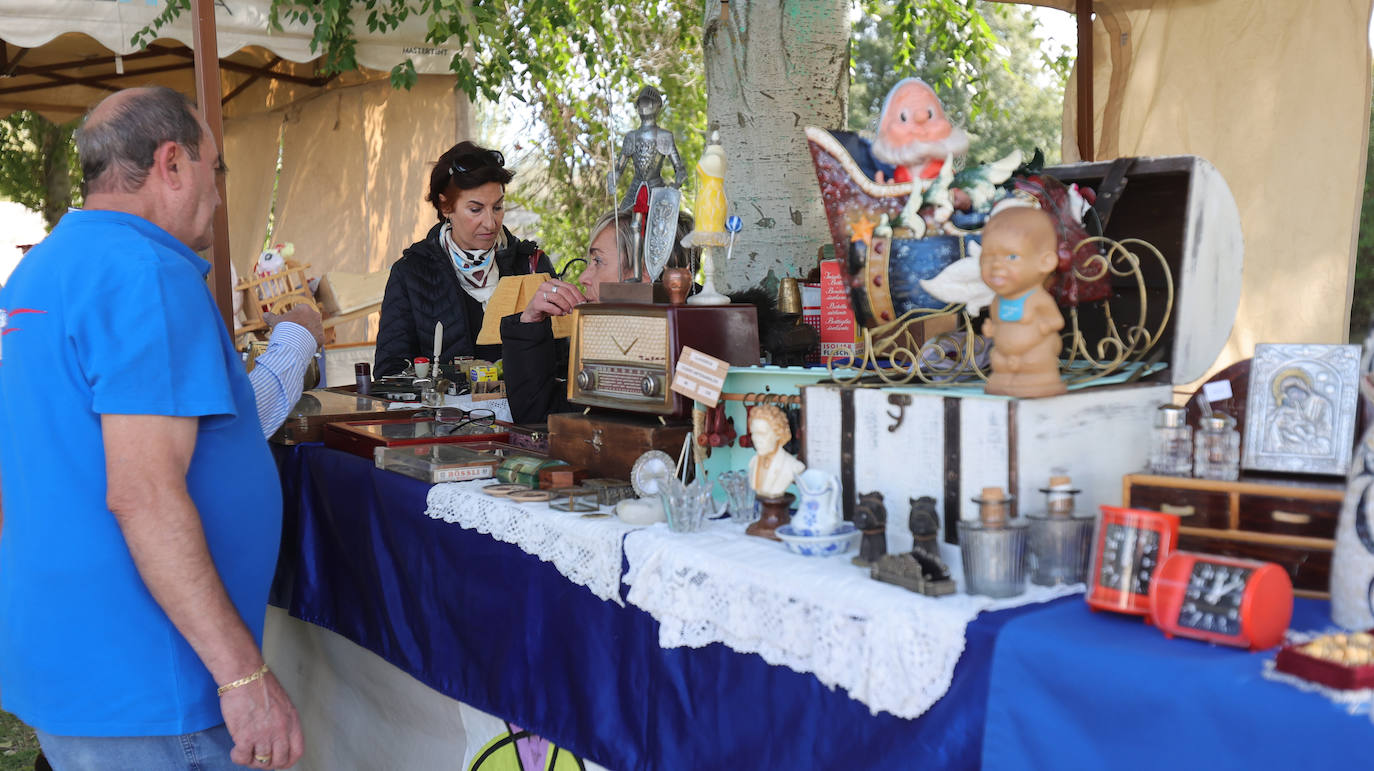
[374,141,554,376]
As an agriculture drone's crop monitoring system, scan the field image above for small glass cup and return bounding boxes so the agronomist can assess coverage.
[717,470,758,524]
[659,478,712,533]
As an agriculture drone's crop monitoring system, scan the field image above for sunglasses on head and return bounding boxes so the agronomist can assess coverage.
[449,149,505,176]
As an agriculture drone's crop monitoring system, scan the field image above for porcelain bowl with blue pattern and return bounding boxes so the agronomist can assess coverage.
[776,522,861,557]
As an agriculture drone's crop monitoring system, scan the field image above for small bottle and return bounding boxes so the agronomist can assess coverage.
[1194,412,1240,480]
[1148,404,1192,476]
[355,362,371,395]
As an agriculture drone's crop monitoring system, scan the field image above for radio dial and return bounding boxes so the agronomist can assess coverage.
[576,369,596,391]
[640,375,661,397]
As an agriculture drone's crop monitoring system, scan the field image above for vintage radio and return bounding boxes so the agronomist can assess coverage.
[566,303,759,418]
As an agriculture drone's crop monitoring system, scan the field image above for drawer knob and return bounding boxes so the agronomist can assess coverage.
[1158,503,1195,517]
[1270,510,1312,525]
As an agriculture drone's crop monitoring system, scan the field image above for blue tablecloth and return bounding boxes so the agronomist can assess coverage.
[982,595,1374,769]
[270,444,1029,771]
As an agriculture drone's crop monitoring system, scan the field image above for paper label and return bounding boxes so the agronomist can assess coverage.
[670,346,730,408]
[819,260,861,363]
[1202,380,1233,402]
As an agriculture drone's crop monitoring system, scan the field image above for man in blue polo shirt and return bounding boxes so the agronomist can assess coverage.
[0,87,304,770]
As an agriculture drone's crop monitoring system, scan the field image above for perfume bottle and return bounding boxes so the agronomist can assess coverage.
[958,487,1028,598]
[1148,404,1192,476]
[1194,412,1240,480]
[1026,473,1095,586]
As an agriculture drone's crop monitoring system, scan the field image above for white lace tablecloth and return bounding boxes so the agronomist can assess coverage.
[425,481,642,604]
[623,519,1082,719]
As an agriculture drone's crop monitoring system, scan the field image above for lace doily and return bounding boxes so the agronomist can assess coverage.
[623,520,1081,719]
[426,481,643,604]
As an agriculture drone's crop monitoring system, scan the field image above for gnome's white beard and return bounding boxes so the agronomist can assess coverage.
[871,126,970,169]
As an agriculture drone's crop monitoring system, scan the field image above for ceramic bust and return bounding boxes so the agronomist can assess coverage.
[979,206,1067,398]
[748,404,806,499]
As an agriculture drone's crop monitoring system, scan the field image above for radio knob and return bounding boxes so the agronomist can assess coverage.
[576,369,596,390]
[640,375,661,397]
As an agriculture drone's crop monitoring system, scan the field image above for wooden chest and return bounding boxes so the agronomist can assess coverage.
[805,381,1173,549]
[548,411,690,481]
[1122,473,1343,598]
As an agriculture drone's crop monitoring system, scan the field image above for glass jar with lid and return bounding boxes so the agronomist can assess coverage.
[1194,412,1240,480]
[1148,404,1192,476]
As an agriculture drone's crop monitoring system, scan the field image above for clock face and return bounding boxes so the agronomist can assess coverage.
[579,313,668,364]
[1178,562,1252,637]
[1097,523,1161,596]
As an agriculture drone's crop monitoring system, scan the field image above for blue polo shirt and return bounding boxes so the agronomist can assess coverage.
[0,210,283,736]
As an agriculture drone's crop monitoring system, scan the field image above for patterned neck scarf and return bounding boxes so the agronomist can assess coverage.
[441,222,501,305]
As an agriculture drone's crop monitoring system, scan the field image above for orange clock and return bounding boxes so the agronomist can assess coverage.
[1148,551,1293,650]
[1086,505,1180,617]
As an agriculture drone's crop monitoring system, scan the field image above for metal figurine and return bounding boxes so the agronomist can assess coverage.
[851,491,889,567]
[609,85,687,214]
[871,495,955,596]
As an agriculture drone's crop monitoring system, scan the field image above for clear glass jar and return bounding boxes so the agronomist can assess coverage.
[1148,404,1193,476]
[1026,476,1095,586]
[1193,412,1240,480]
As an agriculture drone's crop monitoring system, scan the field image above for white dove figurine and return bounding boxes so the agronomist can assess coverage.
[920,242,995,316]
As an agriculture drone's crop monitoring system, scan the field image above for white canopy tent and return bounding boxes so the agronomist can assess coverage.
[1016,0,1374,374]
[0,0,469,340]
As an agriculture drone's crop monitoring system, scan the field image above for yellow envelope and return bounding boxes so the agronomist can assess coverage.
[476,273,575,345]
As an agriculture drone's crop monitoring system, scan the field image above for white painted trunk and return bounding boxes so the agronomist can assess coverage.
[702,0,849,292]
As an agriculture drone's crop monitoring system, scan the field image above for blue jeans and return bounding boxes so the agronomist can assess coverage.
[35,723,252,771]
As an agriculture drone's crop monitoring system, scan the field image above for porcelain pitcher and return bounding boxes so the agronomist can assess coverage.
[793,469,843,537]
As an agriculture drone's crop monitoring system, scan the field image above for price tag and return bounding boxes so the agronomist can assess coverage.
[1202,380,1233,402]
[670,346,731,408]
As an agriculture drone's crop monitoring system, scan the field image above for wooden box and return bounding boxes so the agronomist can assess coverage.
[1123,473,1342,598]
[323,417,510,459]
[1043,155,1244,386]
[269,388,423,445]
[548,411,690,481]
[804,382,1172,548]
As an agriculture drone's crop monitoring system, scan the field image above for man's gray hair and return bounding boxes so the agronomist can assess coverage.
[77,86,203,195]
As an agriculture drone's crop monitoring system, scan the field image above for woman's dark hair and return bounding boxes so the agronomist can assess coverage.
[427,141,514,222]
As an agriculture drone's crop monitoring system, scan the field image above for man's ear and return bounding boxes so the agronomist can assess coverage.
[150,140,184,190]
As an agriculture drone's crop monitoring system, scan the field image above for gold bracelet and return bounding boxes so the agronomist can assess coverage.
[216,663,269,696]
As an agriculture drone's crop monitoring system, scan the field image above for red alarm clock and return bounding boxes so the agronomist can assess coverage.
[1148,551,1293,650]
[1086,505,1180,617]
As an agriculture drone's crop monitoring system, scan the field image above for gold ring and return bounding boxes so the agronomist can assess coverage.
[255,755,271,764]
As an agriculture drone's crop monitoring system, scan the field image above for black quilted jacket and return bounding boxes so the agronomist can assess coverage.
[374,223,553,376]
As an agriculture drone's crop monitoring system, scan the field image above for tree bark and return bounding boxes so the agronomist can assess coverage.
[38,116,73,229]
[702,0,849,294]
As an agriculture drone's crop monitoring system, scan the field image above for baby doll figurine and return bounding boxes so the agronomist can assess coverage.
[979,207,1067,398]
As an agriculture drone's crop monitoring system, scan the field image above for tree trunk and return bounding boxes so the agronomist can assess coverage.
[702,0,849,294]
[37,117,73,229]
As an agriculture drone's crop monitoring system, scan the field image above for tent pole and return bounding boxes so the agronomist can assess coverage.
[1076,0,1094,161]
[192,0,234,334]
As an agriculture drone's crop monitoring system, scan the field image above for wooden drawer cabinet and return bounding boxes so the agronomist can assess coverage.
[1123,483,1231,530]
[1123,473,1343,598]
[1236,493,1339,540]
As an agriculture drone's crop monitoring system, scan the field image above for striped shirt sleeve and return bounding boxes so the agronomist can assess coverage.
[248,321,317,438]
